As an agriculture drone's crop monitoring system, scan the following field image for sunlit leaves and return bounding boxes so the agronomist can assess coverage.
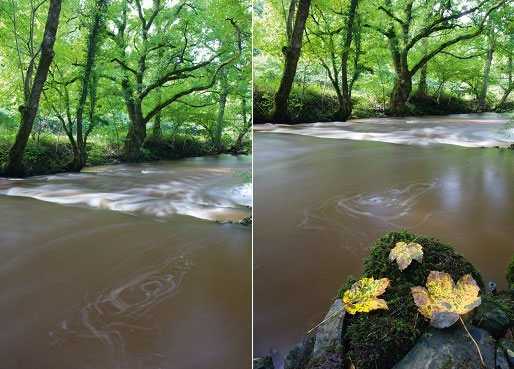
[343,277,390,314]
[389,241,423,271]
[411,271,481,328]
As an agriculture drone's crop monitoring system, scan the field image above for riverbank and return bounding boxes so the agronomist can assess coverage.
[0,134,251,177]
[255,231,514,369]
[253,86,511,124]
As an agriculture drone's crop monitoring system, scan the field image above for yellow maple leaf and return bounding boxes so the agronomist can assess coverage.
[411,271,481,328]
[389,241,423,271]
[343,277,390,314]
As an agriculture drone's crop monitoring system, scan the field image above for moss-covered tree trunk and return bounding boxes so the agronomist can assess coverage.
[5,0,63,177]
[272,0,311,123]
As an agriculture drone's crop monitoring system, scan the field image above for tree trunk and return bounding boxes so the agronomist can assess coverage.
[71,0,108,172]
[152,89,162,137]
[390,71,412,115]
[124,107,146,161]
[478,30,495,112]
[336,0,359,122]
[272,0,311,122]
[415,63,428,97]
[214,73,229,152]
[5,0,63,177]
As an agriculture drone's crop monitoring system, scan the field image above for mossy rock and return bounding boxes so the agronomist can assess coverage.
[342,231,483,369]
[473,293,514,338]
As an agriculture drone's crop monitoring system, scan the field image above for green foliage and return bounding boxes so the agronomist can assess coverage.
[507,255,514,289]
[254,85,339,123]
[254,0,514,120]
[0,136,72,176]
[341,231,483,369]
[0,0,252,175]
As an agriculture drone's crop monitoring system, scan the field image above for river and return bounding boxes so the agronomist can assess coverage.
[0,155,251,369]
[254,113,514,357]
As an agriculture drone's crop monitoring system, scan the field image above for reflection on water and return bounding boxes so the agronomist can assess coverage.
[254,120,514,357]
[0,155,251,222]
[255,113,513,147]
[0,155,251,369]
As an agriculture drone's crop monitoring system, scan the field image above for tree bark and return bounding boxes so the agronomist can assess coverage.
[415,63,428,97]
[496,52,513,110]
[5,0,63,177]
[70,0,108,171]
[335,0,359,121]
[272,0,311,122]
[478,27,495,112]
[214,72,229,152]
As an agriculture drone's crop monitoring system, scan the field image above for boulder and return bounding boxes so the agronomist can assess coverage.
[473,295,511,338]
[392,326,495,369]
[498,339,514,367]
[496,346,509,369]
[284,337,315,369]
[311,299,345,360]
[254,356,275,369]
[306,346,345,369]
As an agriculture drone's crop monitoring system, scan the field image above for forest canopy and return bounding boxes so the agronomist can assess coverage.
[0,0,251,176]
[254,0,514,123]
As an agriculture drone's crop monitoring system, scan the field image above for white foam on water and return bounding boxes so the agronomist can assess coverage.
[0,163,252,222]
[255,114,514,148]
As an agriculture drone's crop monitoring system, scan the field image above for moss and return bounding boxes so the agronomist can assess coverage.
[343,231,483,369]
[507,255,514,289]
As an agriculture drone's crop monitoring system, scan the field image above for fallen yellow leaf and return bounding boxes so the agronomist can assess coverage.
[411,271,481,328]
[343,277,390,314]
[389,241,423,271]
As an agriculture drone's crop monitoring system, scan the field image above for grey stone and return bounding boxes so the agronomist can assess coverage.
[312,299,345,360]
[254,356,275,369]
[496,346,510,369]
[393,326,496,369]
[498,339,514,367]
[285,337,315,369]
[473,299,510,338]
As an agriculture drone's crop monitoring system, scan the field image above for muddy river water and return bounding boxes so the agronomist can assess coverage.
[254,113,514,357]
[0,155,251,369]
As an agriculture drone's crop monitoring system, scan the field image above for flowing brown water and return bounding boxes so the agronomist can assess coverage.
[254,114,514,357]
[0,155,251,369]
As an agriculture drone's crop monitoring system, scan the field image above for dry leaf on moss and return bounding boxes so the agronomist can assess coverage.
[342,277,390,314]
[411,271,481,328]
[389,241,423,271]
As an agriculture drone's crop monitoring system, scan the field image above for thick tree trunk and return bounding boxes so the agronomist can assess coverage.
[336,0,359,122]
[124,111,146,161]
[390,71,412,115]
[272,0,311,122]
[333,94,352,121]
[5,0,62,177]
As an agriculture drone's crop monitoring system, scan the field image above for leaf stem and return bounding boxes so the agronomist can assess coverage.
[459,316,486,368]
[306,307,344,335]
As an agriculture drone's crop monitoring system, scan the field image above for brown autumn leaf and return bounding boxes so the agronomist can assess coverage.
[411,271,481,328]
[389,241,423,271]
[342,277,390,314]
